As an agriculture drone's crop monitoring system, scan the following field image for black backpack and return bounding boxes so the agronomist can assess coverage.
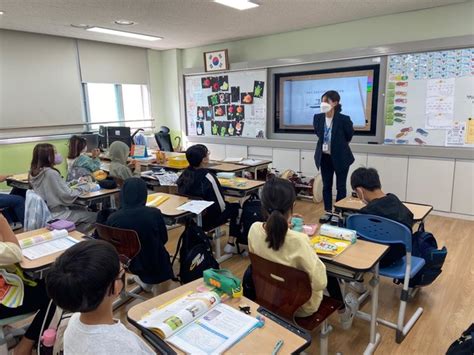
[171,219,219,284]
[446,323,474,355]
[237,193,263,246]
[406,225,447,287]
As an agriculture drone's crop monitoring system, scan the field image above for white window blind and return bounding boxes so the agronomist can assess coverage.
[0,30,85,138]
[78,40,148,85]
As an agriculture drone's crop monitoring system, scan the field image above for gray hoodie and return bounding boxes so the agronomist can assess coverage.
[29,168,81,213]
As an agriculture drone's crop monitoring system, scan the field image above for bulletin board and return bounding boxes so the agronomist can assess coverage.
[384,48,474,147]
[184,69,267,138]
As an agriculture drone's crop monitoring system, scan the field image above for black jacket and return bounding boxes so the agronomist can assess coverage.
[177,168,228,230]
[106,178,173,284]
[313,112,355,172]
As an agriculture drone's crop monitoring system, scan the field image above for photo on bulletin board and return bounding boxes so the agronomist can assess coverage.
[185,69,267,139]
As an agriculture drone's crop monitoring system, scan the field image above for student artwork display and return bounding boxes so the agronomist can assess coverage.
[185,69,267,139]
[384,48,474,147]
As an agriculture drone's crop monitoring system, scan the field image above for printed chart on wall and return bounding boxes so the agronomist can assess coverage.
[185,69,267,139]
[384,48,474,147]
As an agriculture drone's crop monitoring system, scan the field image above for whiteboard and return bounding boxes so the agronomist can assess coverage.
[184,69,267,139]
[384,48,474,147]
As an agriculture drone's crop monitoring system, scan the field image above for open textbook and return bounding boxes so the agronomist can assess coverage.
[20,229,79,260]
[138,291,259,354]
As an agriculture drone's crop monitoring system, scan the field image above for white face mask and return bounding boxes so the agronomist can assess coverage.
[320,102,332,114]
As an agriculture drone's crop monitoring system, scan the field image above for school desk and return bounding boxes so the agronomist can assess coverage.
[213,159,272,180]
[208,162,248,174]
[218,178,265,197]
[334,196,433,223]
[145,192,191,221]
[127,278,310,355]
[75,188,120,208]
[5,173,30,190]
[317,239,389,355]
[16,228,85,279]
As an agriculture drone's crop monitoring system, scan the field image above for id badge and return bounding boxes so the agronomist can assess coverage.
[322,143,329,153]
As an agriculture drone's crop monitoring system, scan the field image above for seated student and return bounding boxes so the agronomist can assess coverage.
[66,135,101,181]
[176,144,240,254]
[247,178,358,328]
[105,178,173,291]
[45,239,154,354]
[351,167,414,267]
[0,174,25,229]
[29,143,96,229]
[108,141,141,181]
[0,214,55,355]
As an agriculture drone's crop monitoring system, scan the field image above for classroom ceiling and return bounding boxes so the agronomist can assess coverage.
[0,0,467,50]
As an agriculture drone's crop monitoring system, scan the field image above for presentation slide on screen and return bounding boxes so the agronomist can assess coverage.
[281,72,374,128]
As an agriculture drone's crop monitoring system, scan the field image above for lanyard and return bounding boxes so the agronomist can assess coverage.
[324,119,333,142]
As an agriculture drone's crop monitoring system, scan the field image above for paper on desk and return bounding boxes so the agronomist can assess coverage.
[240,159,264,166]
[22,237,79,260]
[223,157,243,163]
[177,201,214,215]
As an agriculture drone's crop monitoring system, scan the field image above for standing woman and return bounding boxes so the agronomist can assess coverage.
[313,90,354,222]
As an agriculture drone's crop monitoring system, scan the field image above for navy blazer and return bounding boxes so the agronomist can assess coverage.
[313,112,355,172]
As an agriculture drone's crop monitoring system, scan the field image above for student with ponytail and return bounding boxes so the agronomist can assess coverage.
[177,144,240,253]
[313,90,355,223]
[247,178,359,328]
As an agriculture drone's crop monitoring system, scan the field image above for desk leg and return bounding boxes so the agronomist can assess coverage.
[363,262,381,355]
[196,213,203,227]
[110,195,116,209]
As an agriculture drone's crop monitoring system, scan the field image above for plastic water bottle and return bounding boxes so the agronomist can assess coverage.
[40,328,56,355]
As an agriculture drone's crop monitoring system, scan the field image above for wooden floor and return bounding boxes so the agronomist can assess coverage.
[114,199,474,355]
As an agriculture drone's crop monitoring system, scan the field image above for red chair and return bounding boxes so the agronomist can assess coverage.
[249,252,342,355]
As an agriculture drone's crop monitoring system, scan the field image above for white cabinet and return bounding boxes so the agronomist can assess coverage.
[272,148,300,173]
[300,150,318,177]
[225,145,247,159]
[248,146,272,159]
[345,153,368,194]
[407,157,454,212]
[451,160,474,215]
[367,154,408,200]
[205,143,226,161]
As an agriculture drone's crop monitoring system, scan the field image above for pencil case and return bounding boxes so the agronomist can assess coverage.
[46,219,76,232]
[203,269,242,298]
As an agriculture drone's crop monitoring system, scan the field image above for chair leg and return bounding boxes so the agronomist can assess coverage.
[0,326,8,355]
[319,319,332,355]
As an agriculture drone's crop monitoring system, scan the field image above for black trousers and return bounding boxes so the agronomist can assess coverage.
[320,153,349,212]
[0,280,56,341]
[202,202,240,238]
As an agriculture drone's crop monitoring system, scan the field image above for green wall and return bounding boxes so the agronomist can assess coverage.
[148,48,183,142]
[0,139,69,190]
[182,1,474,68]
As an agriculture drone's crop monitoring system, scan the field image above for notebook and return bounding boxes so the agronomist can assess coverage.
[20,229,79,260]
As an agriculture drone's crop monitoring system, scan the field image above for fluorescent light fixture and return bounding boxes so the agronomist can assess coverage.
[214,0,259,10]
[0,10,5,15]
[86,27,162,41]
[114,19,136,26]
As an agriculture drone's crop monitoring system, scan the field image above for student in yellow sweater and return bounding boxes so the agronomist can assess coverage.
[247,178,358,327]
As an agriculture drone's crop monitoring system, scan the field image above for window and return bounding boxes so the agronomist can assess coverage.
[84,83,153,131]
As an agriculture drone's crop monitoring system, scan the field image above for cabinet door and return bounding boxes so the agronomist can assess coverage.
[452,160,474,215]
[300,150,318,177]
[225,145,247,159]
[344,153,368,195]
[272,148,300,173]
[206,143,226,161]
[407,157,454,212]
[367,154,408,200]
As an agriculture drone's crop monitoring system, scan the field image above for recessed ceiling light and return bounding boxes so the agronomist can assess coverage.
[114,19,136,26]
[86,27,162,41]
[0,10,5,15]
[214,0,259,10]
[71,24,90,29]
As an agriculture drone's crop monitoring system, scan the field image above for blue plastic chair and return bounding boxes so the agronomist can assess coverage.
[346,214,425,343]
